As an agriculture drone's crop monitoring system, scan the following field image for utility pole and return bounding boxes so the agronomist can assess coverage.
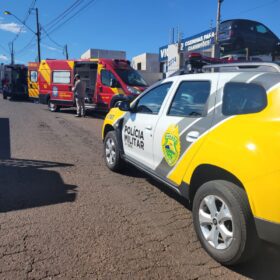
[9,42,14,65]
[64,44,69,60]
[4,9,42,63]
[213,0,223,58]
[35,8,41,62]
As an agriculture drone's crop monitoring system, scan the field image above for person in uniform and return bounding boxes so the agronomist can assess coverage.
[72,74,86,117]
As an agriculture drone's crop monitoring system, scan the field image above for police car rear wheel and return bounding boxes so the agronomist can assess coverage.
[104,131,123,171]
[193,180,259,265]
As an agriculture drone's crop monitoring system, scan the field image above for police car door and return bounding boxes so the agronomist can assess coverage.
[122,82,173,169]
[153,75,218,185]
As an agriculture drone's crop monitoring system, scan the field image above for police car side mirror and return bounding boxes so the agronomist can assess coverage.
[118,101,131,112]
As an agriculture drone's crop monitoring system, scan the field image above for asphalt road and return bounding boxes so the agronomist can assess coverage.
[0,97,280,280]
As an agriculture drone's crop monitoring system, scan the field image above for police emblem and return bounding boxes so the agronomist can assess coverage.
[162,124,181,167]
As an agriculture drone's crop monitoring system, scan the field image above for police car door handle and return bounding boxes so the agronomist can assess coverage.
[186,131,200,143]
[145,125,152,130]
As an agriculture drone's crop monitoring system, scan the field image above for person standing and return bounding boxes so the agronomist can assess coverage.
[72,74,86,117]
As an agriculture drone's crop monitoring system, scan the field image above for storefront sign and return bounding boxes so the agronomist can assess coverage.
[159,29,216,62]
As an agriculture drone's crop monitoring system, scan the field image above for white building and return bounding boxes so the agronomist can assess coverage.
[131,53,160,72]
[81,49,126,60]
[131,53,163,86]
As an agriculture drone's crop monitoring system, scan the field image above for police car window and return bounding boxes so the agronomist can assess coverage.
[53,71,71,84]
[135,82,172,114]
[168,81,211,117]
[222,82,267,115]
[101,70,117,87]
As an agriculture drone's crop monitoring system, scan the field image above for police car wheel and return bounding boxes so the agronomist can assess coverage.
[192,180,259,265]
[104,131,123,172]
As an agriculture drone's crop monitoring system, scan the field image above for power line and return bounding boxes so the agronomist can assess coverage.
[45,0,97,36]
[14,0,98,58]
[0,44,9,54]
[16,35,36,55]
[41,27,64,49]
[44,0,85,31]
[12,0,37,42]
[228,0,279,18]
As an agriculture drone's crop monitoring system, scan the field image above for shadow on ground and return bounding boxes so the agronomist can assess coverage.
[2,95,33,103]
[118,163,148,179]
[59,107,106,120]
[140,168,280,279]
[233,242,280,279]
[0,118,77,213]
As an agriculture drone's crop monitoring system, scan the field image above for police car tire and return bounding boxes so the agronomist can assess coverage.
[192,180,259,266]
[104,131,123,172]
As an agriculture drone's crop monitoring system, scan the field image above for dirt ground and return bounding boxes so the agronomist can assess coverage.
[0,97,279,280]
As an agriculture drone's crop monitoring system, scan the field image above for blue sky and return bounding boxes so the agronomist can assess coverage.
[0,0,280,64]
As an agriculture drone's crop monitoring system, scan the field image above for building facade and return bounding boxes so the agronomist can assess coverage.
[81,49,126,60]
[131,53,163,85]
[131,53,160,72]
[159,28,216,76]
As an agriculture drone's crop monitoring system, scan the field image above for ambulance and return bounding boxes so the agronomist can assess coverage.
[28,62,39,100]
[37,59,148,112]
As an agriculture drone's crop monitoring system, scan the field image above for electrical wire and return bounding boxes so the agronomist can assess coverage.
[14,0,98,58]
[43,0,85,31]
[41,27,64,49]
[16,35,36,55]
[44,0,97,36]
[228,0,279,17]
[0,44,9,54]
[12,0,37,42]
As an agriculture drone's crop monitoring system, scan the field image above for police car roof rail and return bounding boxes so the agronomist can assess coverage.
[203,62,280,73]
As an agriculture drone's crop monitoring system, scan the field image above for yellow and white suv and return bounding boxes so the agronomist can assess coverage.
[102,63,280,265]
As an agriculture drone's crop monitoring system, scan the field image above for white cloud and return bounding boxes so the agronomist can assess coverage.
[0,22,25,34]
[41,43,61,52]
[0,54,8,61]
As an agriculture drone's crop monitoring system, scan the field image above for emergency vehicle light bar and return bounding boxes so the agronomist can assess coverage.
[203,62,280,73]
[114,59,130,65]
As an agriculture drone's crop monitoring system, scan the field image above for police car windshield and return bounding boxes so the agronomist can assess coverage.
[115,69,148,87]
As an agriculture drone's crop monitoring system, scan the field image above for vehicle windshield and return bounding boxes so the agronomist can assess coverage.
[220,21,233,32]
[115,69,148,87]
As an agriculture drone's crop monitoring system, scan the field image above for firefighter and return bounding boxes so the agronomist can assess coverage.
[72,74,86,117]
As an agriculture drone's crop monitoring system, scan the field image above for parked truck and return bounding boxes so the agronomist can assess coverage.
[2,64,28,100]
[35,58,148,112]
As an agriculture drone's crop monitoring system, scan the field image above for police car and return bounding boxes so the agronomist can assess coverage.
[102,62,280,265]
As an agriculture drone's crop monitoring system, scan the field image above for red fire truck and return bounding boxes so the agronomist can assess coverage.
[38,58,148,112]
